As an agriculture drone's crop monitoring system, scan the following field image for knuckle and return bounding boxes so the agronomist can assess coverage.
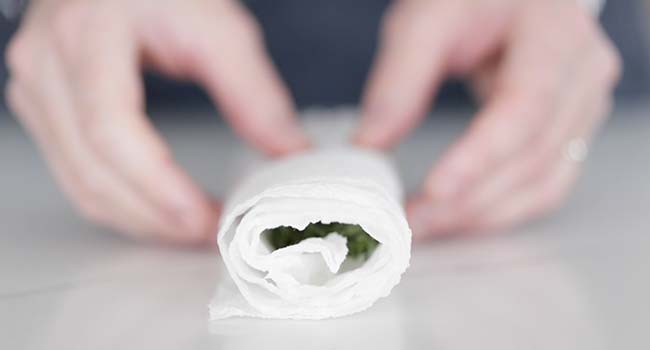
[74,170,104,201]
[5,33,34,80]
[81,115,111,149]
[569,9,598,43]
[380,1,433,43]
[596,44,623,87]
[569,11,622,88]
[499,87,553,127]
[50,2,90,54]
[478,114,536,163]
[223,8,262,43]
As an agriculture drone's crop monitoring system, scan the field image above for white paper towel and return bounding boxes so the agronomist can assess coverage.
[209,114,411,320]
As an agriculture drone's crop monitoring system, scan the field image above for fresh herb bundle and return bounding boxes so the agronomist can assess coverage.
[267,222,379,260]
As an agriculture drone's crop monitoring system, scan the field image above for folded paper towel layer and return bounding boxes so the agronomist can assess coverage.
[210,148,411,319]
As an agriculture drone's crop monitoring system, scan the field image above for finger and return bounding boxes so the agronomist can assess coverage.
[468,155,580,233]
[354,1,470,148]
[56,16,217,240]
[459,29,620,218]
[407,150,580,239]
[8,78,158,238]
[403,4,619,239]
[422,8,590,202]
[13,44,203,242]
[5,80,63,177]
[465,89,613,234]
[141,1,309,156]
[409,59,613,240]
[461,73,586,214]
[406,195,463,240]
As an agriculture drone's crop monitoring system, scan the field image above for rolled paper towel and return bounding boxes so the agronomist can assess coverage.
[209,147,411,320]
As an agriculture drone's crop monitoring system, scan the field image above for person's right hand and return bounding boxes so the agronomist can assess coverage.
[5,0,309,244]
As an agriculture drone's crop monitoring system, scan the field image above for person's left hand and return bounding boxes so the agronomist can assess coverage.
[354,0,621,239]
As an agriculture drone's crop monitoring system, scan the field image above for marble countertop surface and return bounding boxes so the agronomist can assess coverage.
[1,102,649,350]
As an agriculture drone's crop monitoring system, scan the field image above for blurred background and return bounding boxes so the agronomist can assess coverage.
[0,0,648,116]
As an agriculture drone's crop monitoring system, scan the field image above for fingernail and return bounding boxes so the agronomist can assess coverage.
[408,197,463,240]
[354,104,391,147]
[203,201,222,243]
[353,123,385,148]
[284,126,311,148]
[274,126,312,156]
[429,153,474,200]
[430,173,463,200]
[165,188,207,239]
[407,203,433,238]
[179,210,206,238]
[431,164,466,201]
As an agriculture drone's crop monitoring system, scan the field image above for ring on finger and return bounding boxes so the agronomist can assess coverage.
[563,137,589,163]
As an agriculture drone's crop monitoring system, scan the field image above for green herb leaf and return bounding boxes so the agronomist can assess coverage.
[266,222,379,260]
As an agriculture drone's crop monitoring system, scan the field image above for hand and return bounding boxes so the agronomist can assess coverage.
[355,0,621,239]
[5,0,309,244]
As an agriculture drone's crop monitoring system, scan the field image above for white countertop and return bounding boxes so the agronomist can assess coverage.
[1,103,649,350]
